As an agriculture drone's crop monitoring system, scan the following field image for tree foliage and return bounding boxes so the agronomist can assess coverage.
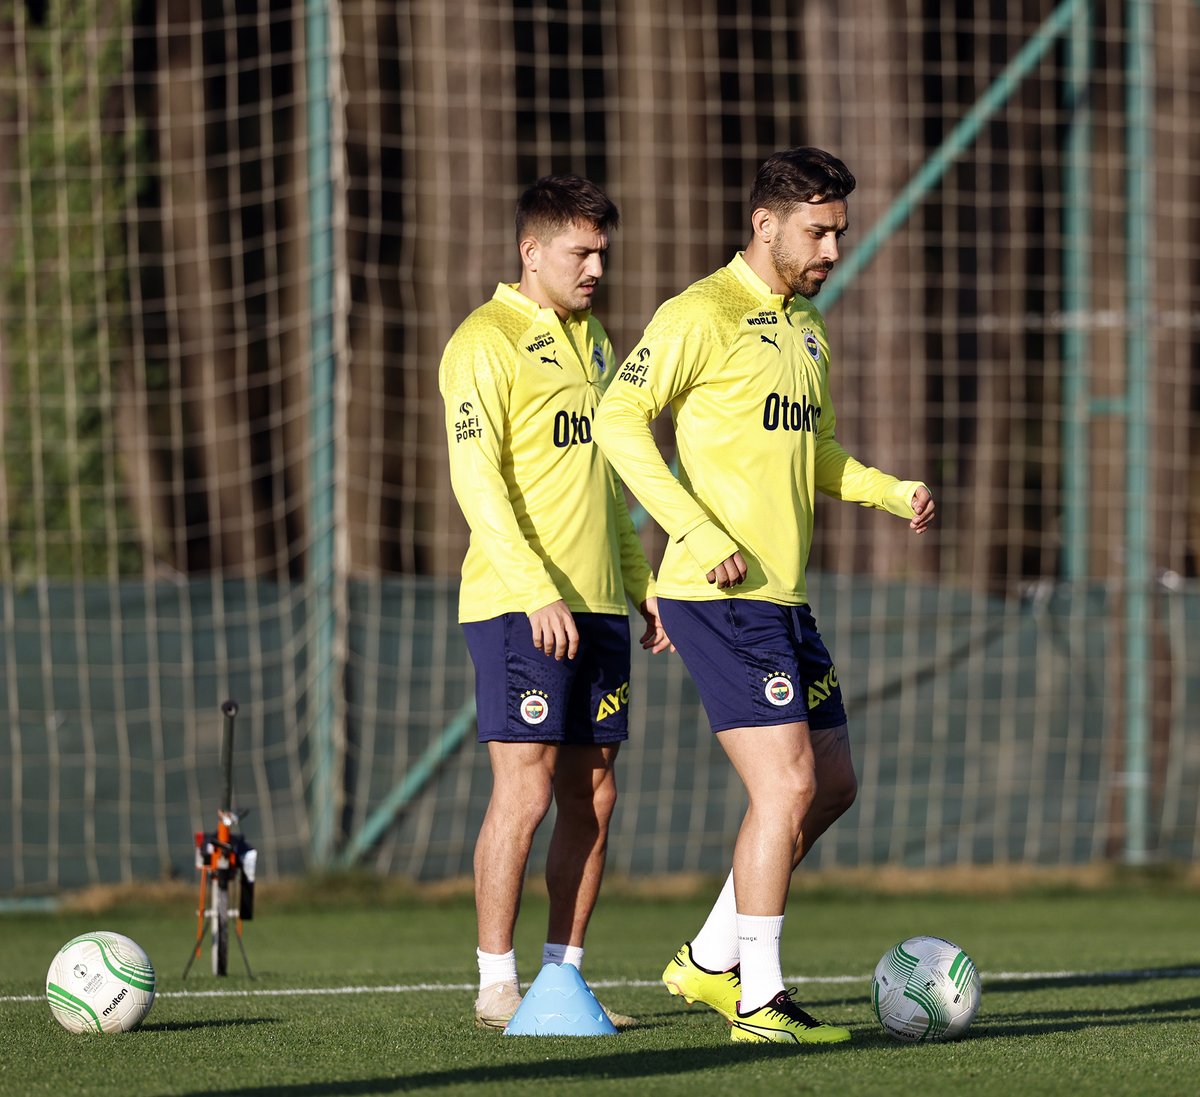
[1,0,142,579]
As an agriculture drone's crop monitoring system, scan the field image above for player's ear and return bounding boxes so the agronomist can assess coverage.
[751,207,773,244]
[519,236,539,272]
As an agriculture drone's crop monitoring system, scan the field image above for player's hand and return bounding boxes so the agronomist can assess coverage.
[909,486,935,534]
[706,551,747,588]
[638,596,674,654]
[528,600,579,661]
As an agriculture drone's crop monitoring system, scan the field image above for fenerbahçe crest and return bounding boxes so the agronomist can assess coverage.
[801,328,821,363]
[519,690,549,725]
[763,672,795,707]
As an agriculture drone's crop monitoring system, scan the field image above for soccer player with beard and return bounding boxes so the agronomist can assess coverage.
[594,147,935,1045]
[439,174,668,1031]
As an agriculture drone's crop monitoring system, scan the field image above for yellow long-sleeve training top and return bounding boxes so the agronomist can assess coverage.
[439,282,654,623]
[593,253,925,605]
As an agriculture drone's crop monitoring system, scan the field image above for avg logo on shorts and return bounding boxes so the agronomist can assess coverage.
[519,690,550,725]
[595,681,630,721]
[762,672,795,707]
[807,667,839,711]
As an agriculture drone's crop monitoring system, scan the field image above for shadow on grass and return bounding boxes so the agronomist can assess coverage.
[141,1016,279,1033]
[972,993,1200,1030]
[983,963,1200,994]
[165,991,1200,1096]
[163,969,1200,1095]
[171,1040,850,1095]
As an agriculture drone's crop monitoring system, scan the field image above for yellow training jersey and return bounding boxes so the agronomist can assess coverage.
[439,282,654,623]
[593,253,925,605]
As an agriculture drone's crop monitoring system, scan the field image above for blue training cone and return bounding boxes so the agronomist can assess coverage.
[504,963,619,1036]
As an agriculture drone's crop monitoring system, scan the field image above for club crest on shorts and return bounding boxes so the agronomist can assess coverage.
[763,673,795,707]
[518,689,550,725]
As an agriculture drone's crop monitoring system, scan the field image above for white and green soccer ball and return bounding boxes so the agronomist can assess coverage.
[872,935,980,1042]
[46,931,156,1034]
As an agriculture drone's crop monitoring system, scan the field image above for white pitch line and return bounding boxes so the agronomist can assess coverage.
[4,966,1199,1005]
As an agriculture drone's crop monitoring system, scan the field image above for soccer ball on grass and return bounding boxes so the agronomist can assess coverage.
[871,935,980,1042]
[46,931,156,1033]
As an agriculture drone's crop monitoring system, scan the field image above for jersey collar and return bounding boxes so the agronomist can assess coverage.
[493,281,592,327]
[728,253,786,310]
[727,253,820,322]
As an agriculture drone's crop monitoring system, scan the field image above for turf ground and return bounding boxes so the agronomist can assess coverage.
[2,873,1198,1097]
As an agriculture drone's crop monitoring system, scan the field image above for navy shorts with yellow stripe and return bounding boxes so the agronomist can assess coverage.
[462,611,631,744]
[657,597,845,732]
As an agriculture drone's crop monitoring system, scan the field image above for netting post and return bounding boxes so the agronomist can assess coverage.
[1061,0,1093,582]
[306,0,339,867]
[1122,0,1153,865]
[336,699,478,868]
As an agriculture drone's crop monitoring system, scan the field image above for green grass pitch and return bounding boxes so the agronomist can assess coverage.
[2,876,1198,1097]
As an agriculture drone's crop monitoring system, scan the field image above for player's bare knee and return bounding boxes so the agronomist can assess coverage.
[757,770,816,825]
[491,780,553,833]
[581,771,617,815]
[593,777,618,824]
[824,769,857,817]
[556,775,617,827]
[805,773,856,829]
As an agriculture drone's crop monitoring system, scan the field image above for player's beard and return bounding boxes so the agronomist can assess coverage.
[770,237,832,299]
[550,280,597,315]
[569,280,598,312]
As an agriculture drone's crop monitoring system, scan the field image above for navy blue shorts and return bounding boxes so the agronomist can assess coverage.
[657,598,846,732]
[462,612,631,744]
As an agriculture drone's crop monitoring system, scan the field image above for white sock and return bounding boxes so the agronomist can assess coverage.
[477,947,518,992]
[690,871,740,972]
[735,913,784,1013]
[542,943,585,969]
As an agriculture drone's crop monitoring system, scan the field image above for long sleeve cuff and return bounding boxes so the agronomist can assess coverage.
[882,480,928,519]
[680,520,739,575]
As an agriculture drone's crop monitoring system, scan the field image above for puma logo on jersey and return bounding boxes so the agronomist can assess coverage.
[761,334,780,351]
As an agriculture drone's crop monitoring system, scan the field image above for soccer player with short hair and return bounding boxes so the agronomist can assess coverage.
[594,147,935,1045]
[439,174,669,1031]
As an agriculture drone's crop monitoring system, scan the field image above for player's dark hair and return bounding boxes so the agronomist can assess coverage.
[515,174,619,244]
[749,147,856,219]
